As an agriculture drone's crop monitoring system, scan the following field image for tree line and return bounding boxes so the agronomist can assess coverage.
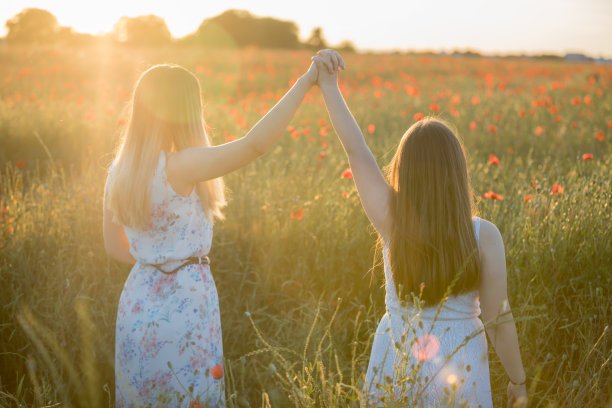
[2,8,355,52]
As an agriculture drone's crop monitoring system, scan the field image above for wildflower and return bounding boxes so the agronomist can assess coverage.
[429,103,439,112]
[524,194,533,203]
[469,121,477,130]
[483,190,503,200]
[535,126,544,136]
[367,123,375,134]
[582,153,593,161]
[414,112,424,121]
[595,130,604,141]
[342,191,350,198]
[15,160,26,169]
[210,364,223,380]
[471,96,480,105]
[488,154,500,165]
[488,125,498,134]
[551,184,564,195]
[341,168,353,179]
[290,209,303,220]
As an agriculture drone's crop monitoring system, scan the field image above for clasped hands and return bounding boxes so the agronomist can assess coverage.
[304,49,345,88]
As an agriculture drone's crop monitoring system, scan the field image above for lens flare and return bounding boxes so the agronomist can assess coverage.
[411,334,440,361]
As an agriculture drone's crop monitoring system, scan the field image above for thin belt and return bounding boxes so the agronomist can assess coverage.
[144,256,210,275]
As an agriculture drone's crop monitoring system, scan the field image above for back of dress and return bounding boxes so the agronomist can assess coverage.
[363,217,493,407]
[110,150,225,407]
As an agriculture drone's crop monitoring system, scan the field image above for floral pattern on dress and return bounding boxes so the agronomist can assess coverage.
[109,151,224,407]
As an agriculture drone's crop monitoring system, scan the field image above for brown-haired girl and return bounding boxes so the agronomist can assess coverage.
[314,50,527,407]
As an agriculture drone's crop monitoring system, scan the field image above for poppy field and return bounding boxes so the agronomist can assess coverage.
[0,45,610,407]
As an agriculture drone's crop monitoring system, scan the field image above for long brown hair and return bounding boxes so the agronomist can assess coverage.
[108,64,226,229]
[387,117,480,305]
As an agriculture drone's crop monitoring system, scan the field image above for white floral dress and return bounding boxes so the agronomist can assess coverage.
[107,151,225,407]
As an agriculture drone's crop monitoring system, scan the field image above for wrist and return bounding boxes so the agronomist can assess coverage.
[509,374,526,386]
[319,81,339,93]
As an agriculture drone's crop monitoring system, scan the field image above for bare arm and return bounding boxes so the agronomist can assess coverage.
[103,177,136,264]
[168,63,318,185]
[316,51,393,239]
[479,220,527,404]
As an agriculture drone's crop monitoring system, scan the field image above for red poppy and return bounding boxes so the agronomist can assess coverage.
[571,122,577,129]
[488,154,500,165]
[15,159,26,169]
[367,123,375,134]
[210,364,223,380]
[341,168,353,179]
[554,115,562,123]
[342,191,350,198]
[414,112,424,121]
[290,208,304,220]
[318,119,327,126]
[319,126,330,136]
[471,96,480,105]
[595,130,604,141]
[551,184,564,195]
[488,125,498,134]
[524,194,533,203]
[571,97,581,106]
[507,147,514,155]
[584,95,592,105]
[429,103,439,112]
[582,153,593,161]
[518,109,525,118]
[318,151,326,160]
[291,130,301,139]
[469,121,477,130]
[483,190,503,200]
[535,126,544,136]
[608,120,612,128]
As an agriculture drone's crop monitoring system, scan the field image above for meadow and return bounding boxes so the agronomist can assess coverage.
[0,45,610,407]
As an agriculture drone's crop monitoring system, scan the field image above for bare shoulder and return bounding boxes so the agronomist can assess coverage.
[477,218,506,276]
[479,218,503,245]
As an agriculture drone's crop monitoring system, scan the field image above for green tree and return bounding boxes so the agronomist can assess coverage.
[113,15,172,46]
[5,8,60,44]
[192,10,300,49]
[305,27,328,50]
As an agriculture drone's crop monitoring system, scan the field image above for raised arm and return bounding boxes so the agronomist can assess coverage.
[315,50,393,239]
[478,220,527,407]
[168,61,318,185]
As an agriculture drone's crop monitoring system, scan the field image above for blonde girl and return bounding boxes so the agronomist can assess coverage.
[313,50,527,407]
[103,57,324,406]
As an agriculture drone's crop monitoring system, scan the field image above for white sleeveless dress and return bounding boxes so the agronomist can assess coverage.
[363,217,493,407]
[107,151,225,407]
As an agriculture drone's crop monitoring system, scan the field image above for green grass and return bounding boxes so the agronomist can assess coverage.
[0,46,610,407]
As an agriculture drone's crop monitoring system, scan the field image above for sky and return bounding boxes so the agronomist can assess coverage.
[2,0,612,57]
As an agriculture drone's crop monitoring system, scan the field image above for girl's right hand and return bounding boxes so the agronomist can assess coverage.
[507,382,527,408]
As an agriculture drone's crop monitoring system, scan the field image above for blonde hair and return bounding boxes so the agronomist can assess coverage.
[387,117,480,305]
[108,64,226,229]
